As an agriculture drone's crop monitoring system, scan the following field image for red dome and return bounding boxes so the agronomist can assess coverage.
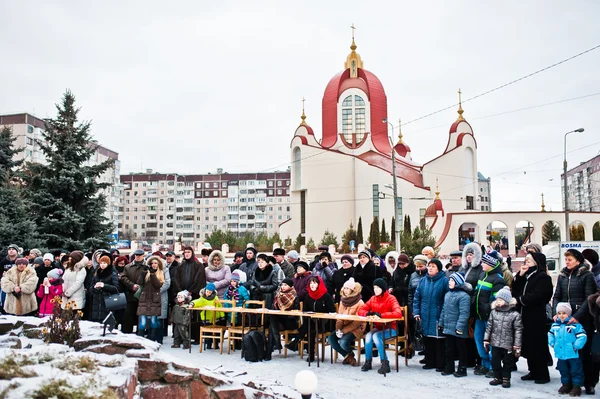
[425,198,444,217]
[394,142,411,158]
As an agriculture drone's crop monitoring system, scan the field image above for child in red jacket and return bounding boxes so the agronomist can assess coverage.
[37,268,64,317]
[358,278,403,375]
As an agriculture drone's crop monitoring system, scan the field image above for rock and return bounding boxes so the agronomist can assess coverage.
[189,380,211,399]
[0,321,17,335]
[23,321,44,330]
[0,336,21,349]
[22,328,44,339]
[125,349,152,359]
[200,372,229,387]
[163,370,193,384]
[137,359,169,382]
[172,363,200,377]
[140,382,187,399]
[109,365,138,399]
[213,388,247,399]
[82,343,129,355]
[74,338,146,352]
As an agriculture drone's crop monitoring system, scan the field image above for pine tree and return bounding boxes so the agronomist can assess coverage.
[341,222,358,253]
[320,230,339,247]
[542,220,561,245]
[403,215,412,237]
[369,217,381,250]
[594,222,600,241]
[24,91,113,251]
[0,126,42,249]
[391,216,396,247]
[380,219,389,242]
[357,217,364,244]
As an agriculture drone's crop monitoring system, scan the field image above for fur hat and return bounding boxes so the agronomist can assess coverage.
[565,249,585,265]
[205,282,216,292]
[429,258,443,271]
[287,250,299,260]
[449,272,465,287]
[340,255,354,265]
[343,277,356,290]
[47,268,63,280]
[70,251,84,264]
[201,248,213,257]
[582,249,599,266]
[43,253,54,262]
[373,278,388,292]
[358,250,372,260]
[556,302,572,317]
[496,287,513,304]
[282,278,294,287]
[15,258,28,266]
[295,261,309,272]
[273,248,286,256]
[413,254,429,265]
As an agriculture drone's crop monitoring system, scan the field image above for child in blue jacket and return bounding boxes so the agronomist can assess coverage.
[548,302,588,397]
[223,271,250,324]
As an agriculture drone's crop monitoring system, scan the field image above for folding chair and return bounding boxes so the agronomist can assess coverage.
[279,302,303,358]
[227,299,265,354]
[198,301,230,355]
[383,306,409,371]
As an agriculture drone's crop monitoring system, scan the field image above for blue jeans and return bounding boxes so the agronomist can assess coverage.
[138,315,161,333]
[365,328,397,361]
[328,332,356,357]
[557,358,584,386]
[474,319,491,369]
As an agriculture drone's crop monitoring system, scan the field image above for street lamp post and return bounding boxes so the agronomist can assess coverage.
[563,128,585,240]
[382,118,401,252]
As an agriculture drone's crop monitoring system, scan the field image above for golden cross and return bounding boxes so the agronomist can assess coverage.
[458,88,462,105]
[302,97,305,112]
[351,23,356,40]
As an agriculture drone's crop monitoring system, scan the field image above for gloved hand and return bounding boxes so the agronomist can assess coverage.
[484,341,490,352]
[336,329,343,338]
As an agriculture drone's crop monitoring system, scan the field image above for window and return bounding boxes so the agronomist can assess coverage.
[466,196,474,210]
[372,184,379,217]
[341,95,367,146]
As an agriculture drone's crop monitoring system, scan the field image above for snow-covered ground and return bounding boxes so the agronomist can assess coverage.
[160,332,563,399]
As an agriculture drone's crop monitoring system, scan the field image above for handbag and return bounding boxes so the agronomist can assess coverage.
[413,319,424,352]
[133,286,143,300]
[104,293,127,311]
[592,332,600,363]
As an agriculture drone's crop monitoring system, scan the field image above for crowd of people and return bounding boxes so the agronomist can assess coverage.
[2,242,600,395]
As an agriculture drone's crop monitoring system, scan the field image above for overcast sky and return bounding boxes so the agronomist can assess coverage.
[1,1,599,213]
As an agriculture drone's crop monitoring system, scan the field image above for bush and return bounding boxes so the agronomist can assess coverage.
[0,356,37,380]
[320,230,339,248]
[42,297,82,347]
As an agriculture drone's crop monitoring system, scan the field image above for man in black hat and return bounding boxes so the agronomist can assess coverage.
[445,250,463,277]
[230,251,244,273]
[273,248,294,279]
[120,249,147,333]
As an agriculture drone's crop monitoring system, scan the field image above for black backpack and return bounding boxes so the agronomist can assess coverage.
[242,330,267,362]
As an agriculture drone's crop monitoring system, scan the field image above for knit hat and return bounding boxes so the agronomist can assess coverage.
[341,254,354,265]
[398,254,410,264]
[582,249,599,266]
[496,287,513,304]
[205,282,216,292]
[429,258,443,271]
[29,249,42,258]
[373,278,388,292]
[413,254,429,265]
[556,302,572,317]
[231,273,241,282]
[282,278,294,287]
[565,248,586,265]
[358,250,371,260]
[177,290,189,300]
[343,277,356,291]
[33,257,44,266]
[15,258,28,265]
[449,272,465,287]
[70,251,84,264]
[482,252,500,268]
[43,253,54,262]
[287,250,299,260]
[47,268,63,280]
[7,244,19,251]
[233,270,247,283]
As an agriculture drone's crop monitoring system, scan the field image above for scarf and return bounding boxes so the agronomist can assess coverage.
[226,284,240,301]
[341,290,362,308]
[307,276,328,301]
[203,290,216,301]
[274,287,297,311]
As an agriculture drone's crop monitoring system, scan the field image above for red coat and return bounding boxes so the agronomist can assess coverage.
[358,291,403,330]
[37,283,63,316]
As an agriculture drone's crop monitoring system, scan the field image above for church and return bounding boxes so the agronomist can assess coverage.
[279,35,481,254]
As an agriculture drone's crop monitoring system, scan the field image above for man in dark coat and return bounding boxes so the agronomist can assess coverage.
[332,254,355,303]
[171,247,206,299]
[120,249,147,333]
[445,250,463,277]
[353,250,380,302]
[239,247,258,289]
[390,254,415,307]
[273,248,295,279]
[229,251,244,273]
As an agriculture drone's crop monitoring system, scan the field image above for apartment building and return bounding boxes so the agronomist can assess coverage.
[562,154,600,212]
[0,113,122,234]
[478,172,492,212]
[119,170,291,246]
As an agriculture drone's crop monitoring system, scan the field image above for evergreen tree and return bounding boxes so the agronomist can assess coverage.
[594,222,600,241]
[391,216,396,247]
[403,215,412,238]
[0,126,42,249]
[320,229,339,247]
[569,224,585,241]
[341,222,358,253]
[357,217,364,244]
[306,237,316,251]
[380,218,390,242]
[542,220,561,245]
[369,217,381,250]
[24,91,113,251]
[401,226,437,258]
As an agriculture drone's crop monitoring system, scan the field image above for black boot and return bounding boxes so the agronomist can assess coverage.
[441,366,455,376]
[453,366,467,378]
[361,359,372,372]
[377,360,391,375]
[502,378,511,388]
[285,340,298,352]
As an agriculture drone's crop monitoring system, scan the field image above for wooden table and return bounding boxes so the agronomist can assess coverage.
[188,306,405,374]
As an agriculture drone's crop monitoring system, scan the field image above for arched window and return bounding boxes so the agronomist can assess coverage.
[341,95,366,145]
[293,147,301,190]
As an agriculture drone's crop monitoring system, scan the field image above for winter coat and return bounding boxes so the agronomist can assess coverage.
[278,259,295,279]
[61,257,88,310]
[335,283,366,339]
[87,264,119,322]
[548,318,587,360]
[250,264,277,309]
[167,260,180,303]
[120,260,147,302]
[303,289,336,331]
[391,263,415,307]
[512,265,553,360]
[353,261,380,302]
[312,260,335,295]
[293,271,312,301]
[332,266,355,303]
[172,253,206,297]
[159,261,171,319]
[190,295,225,323]
[172,302,190,326]
[205,251,232,299]
[37,279,63,316]
[239,259,258,289]
[272,263,285,288]
[484,298,523,350]
[474,263,506,321]
[224,284,250,307]
[439,283,472,338]
[552,262,597,330]
[460,242,483,294]
[588,291,600,332]
[1,265,39,315]
[413,271,448,337]
[408,270,426,313]
[35,265,55,293]
[136,261,164,317]
[358,290,403,331]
